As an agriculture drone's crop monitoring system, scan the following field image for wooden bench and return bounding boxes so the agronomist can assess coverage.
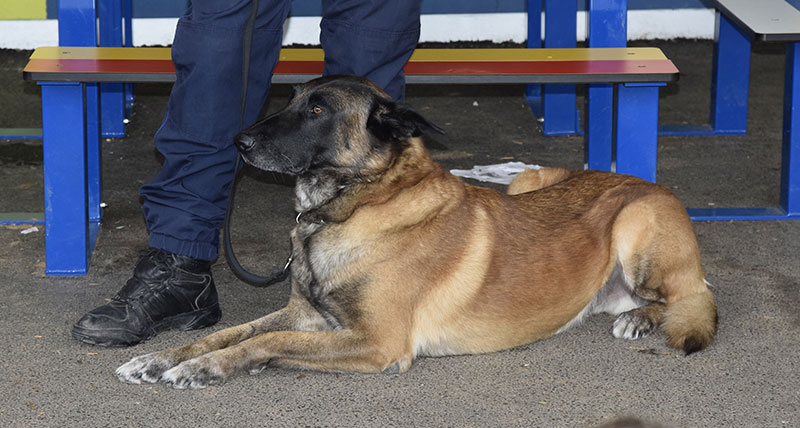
[675,0,800,221]
[23,46,678,275]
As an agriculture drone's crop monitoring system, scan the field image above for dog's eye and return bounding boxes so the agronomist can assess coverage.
[311,105,324,115]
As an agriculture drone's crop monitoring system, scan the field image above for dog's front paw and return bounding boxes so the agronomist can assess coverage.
[161,355,228,390]
[612,312,656,340]
[116,352,177,384]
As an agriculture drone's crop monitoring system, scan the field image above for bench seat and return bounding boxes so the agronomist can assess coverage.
[24,46,678,84]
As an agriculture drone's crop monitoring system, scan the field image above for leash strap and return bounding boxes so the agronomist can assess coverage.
[223,0,290,287]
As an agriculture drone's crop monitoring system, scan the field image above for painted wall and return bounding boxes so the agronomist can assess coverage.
[0,0,47,19]
[18,0,712,20]
[0,0,718,48]
[124,0,710,18]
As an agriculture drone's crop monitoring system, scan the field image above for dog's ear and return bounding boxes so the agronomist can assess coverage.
[367,98,445,142]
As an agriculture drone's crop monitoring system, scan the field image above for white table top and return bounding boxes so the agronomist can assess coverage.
[713,0,800,41]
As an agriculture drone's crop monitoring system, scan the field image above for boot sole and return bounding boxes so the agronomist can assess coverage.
[71,304,222,347]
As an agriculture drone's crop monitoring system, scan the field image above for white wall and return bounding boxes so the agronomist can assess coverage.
[0,9,716,49]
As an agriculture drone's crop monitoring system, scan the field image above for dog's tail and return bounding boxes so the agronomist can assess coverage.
[661,285,717,354]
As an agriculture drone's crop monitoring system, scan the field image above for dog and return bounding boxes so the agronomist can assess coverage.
[116,76,717,389]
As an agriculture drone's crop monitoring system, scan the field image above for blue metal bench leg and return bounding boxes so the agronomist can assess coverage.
[710,13,751,135]
[40,82,92,275]
[99,0,126,138]
[660,12,751,136]
[781,42,800,217]
[615,83,663,183]
[525,0,542,121]
[123,0,135,120]
[87,83,103,224]
[586,84,614,171]
[586,0,627,171]
[541,1,578,136]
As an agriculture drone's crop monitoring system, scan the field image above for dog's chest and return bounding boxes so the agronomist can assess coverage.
[292,222,365,328]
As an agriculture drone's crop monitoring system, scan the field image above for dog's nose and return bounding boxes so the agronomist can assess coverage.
[235,133,256,152]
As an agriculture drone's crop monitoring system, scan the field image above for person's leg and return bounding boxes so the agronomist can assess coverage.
[143,0,290,260]
[72,0,290,347]
[320,0,421,100]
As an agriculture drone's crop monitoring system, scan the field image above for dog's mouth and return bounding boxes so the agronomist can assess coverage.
[235,133,305,175]
[240,150,306,176]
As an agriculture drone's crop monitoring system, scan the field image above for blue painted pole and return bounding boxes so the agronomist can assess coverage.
[710,12,751,135]
[86,83,102,224]
[615,83,663,183]
[57,0,96,46]
[40,82,90,275]
[54,0,98,274]
[525,0,543,120]
[542,0,578,136]
[586,0,627,171]
[781,42,800,216]
[123,0,135,118]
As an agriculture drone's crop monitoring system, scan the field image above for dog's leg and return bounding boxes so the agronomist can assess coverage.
[507,168,571,195]
[116,295,327,384]
[160,329,409,389]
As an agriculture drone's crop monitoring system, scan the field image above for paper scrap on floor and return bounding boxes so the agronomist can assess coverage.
[450,162,543,185]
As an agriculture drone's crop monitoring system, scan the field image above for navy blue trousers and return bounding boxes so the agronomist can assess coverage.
[140,0,421,261]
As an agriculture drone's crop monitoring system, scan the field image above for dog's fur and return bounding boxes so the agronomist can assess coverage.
[116,76,717,389]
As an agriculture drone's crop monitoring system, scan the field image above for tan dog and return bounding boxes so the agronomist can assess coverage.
[116,76,716,389]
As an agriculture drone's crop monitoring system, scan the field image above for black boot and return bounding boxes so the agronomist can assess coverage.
[72,248,222,347]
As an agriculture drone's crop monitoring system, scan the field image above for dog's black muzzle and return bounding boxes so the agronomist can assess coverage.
[235,132,257,153]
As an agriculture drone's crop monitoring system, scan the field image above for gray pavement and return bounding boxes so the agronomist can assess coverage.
[0,40,798,427]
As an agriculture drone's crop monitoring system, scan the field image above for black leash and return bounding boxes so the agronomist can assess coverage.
[222,0,290,287]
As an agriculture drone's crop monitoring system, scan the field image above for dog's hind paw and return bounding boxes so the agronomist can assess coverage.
[612,312,656,341]
[116,352,176,384]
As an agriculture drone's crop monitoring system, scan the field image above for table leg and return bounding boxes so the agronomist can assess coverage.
[710,12,751,134]
[781,42,800,216]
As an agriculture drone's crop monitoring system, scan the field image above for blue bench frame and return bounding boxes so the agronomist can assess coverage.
[29,52,671,275]
[27,0,669,276]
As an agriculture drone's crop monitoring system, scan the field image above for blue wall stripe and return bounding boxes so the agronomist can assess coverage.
[46,0,711,20]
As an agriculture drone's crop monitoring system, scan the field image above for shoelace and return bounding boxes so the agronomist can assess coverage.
[111,250,174,304]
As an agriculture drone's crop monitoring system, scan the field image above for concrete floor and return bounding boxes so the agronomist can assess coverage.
[0,40,798,427]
